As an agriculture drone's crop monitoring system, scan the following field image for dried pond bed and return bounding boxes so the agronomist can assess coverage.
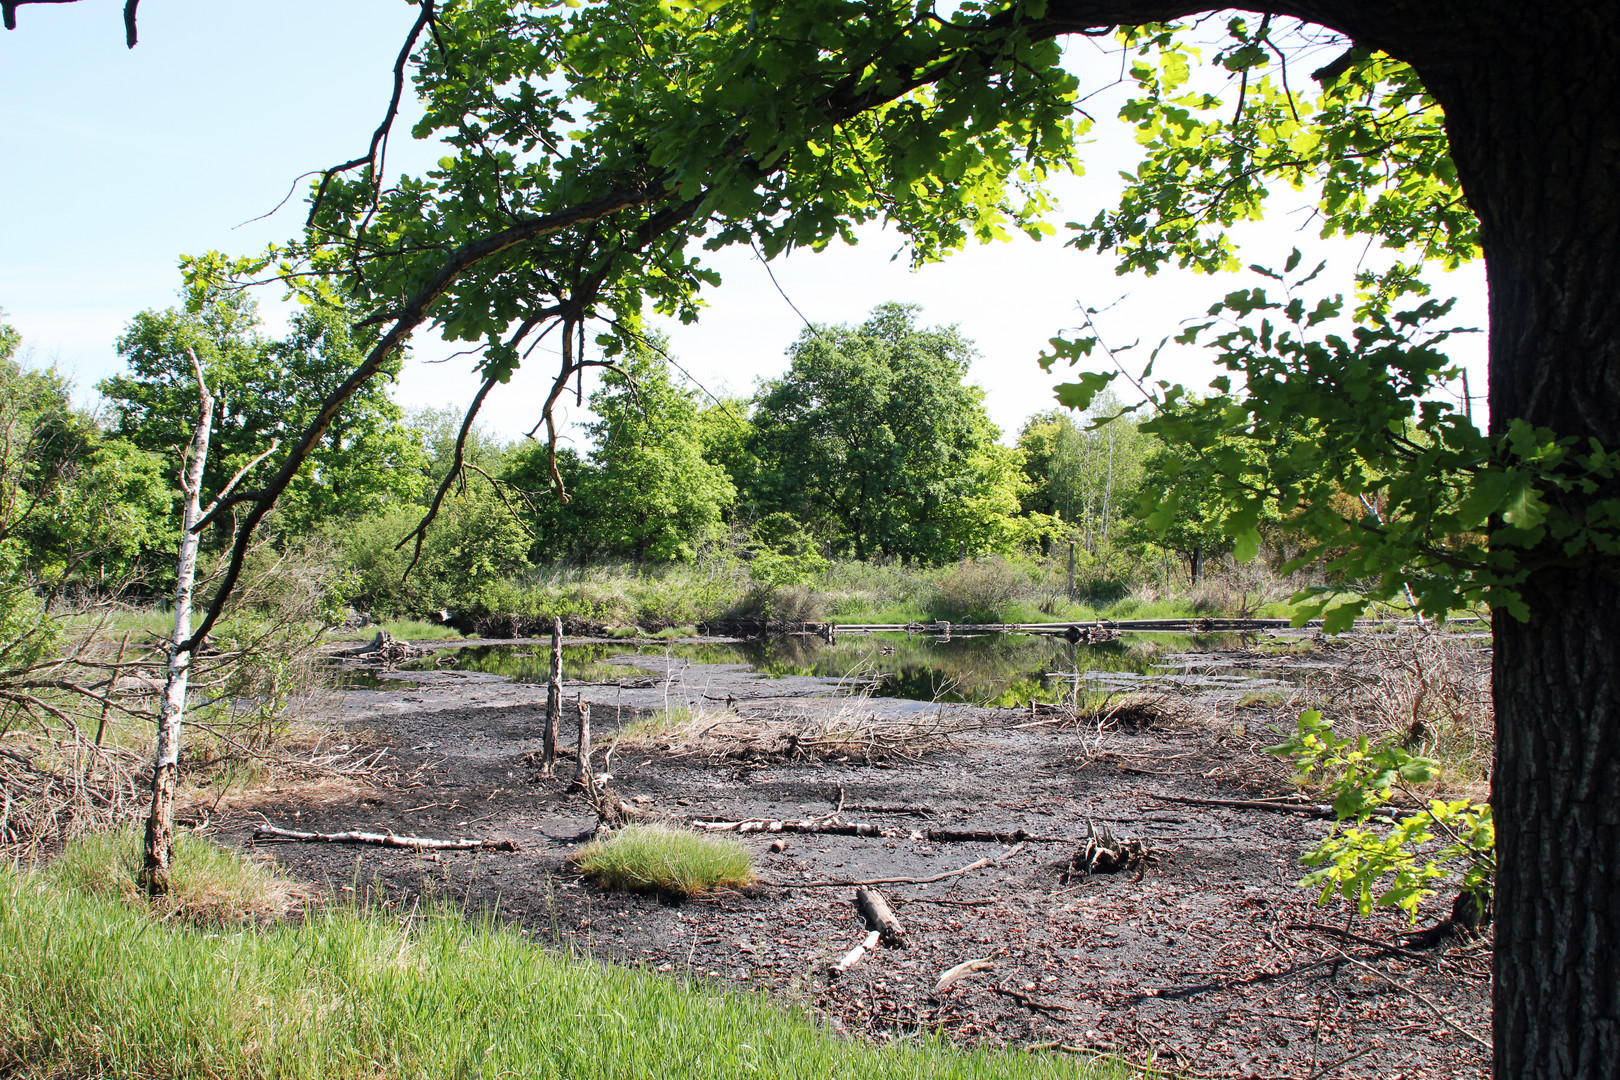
[223,635,1490,1079]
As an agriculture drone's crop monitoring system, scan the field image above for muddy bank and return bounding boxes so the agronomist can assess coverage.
[229,638,1489,1079]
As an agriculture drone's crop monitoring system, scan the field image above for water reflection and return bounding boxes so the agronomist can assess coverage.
[335,630,1302,706]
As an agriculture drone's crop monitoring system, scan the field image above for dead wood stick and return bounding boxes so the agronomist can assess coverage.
[1148,794,1334,817]
[855,886,909,947]
[691,817,1064,843]
[934,957,994,992]
[833,930,881,973]
[777,841,1028,888]
[252,824,518,852]
[989,980,1072,1015]
[573,693,592,786]
[1318,940,1489,1049]
[542,616,561,774]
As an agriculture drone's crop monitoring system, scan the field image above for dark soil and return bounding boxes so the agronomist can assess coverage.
[220,638,1490,1079]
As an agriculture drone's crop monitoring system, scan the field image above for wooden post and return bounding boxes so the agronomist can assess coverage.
[543,616,561,775]
[573,693,592,786]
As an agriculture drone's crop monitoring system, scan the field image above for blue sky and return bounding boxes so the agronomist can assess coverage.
[1,2,1487,446]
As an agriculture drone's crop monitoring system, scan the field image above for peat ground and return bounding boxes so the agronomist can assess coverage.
[219,636,1490,1079]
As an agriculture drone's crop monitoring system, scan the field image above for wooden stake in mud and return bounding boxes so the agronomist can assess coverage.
[573,693,592,786]
[542,616,561,774]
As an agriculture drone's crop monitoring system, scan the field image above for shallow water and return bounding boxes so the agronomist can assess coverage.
[335,629,1311,705]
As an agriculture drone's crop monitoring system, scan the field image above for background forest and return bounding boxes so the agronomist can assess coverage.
[3,274,1281,636]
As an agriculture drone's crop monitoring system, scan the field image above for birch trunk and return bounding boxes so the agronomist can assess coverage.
[141,358,212,895]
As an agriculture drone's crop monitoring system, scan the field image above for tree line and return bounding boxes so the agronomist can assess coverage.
[7,279,1251,621]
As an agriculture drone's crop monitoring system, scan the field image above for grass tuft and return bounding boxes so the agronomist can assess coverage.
[40,825,302,923]
[575,823,753,896]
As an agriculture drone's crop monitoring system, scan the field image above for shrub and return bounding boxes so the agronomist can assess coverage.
[575,824,753,897]
[932,557,1030,622]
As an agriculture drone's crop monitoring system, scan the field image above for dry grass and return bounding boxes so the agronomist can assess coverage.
[575,823,754,896]
[1298,625,1493,791]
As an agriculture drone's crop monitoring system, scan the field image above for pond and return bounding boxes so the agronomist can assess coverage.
[336,629,1317,706]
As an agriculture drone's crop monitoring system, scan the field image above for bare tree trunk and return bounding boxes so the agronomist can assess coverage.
[542,616,561,775]
[573,694,591,786]
[142,355,212,896]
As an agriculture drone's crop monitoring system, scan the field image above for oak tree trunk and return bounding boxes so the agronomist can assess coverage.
[1412,10,1620,1076]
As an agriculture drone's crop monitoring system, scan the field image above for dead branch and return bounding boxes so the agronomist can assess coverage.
[780,841,1028,888]
[1148,793,1334,817]
[252,824,518,852]
[833,930,882,973]
[934,957,994,992]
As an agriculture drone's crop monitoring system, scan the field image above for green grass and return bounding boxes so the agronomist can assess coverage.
[575,823,754,897]
[40,825,301,924]
[326,617,468,641]
[0,843,1131,1080]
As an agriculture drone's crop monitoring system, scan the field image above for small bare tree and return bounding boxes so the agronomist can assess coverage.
[141,351,275,894]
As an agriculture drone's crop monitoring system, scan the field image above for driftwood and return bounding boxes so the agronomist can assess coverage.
[833,930,881,973]
[1149,794,1334,818]
[856,886,909,947]
[253,824,518,852]
[357,630,426,668]
[935,958,994,992]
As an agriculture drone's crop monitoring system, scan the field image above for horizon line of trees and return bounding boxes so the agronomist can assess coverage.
[4,280,1245,619]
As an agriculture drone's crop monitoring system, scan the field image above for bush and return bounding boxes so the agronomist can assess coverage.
[931,557,1030,622]
[575,824,753,896]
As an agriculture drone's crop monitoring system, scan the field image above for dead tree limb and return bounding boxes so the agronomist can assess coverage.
[1148,794,1334,818]
[252,824,518,852]
[778,842,1028,889]
[855,886,909,947]
[543,616,561,774]
[833,930,881,973]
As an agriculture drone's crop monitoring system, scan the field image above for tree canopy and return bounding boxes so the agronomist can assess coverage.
[750,303,1022,562]
[11,2,1620,1075]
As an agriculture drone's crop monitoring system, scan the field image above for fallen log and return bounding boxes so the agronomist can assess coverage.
[691,816,1065,843]
[252,824,518,852]
[855,886,909,947]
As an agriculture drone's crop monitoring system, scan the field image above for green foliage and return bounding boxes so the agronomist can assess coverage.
[575,824,754,897]
[1071,22,1474,276]
[750,303,1023,563]
[1047,255,1609,626]
[1018,393,1150,549]
[573,340,735,561]
[1269,710,1494,922]
[101,258,422,537]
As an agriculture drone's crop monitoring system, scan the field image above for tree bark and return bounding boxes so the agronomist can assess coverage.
[142,359,212,896]
[1413,12,1620,1077]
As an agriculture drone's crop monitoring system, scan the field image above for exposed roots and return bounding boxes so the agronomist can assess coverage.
[1059,821,1155,880]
